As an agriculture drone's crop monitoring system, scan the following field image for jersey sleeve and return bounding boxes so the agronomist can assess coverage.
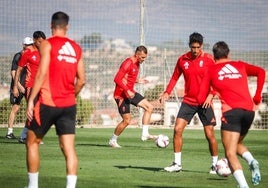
[244,62,266,104]
[18,50,29,67]
[11,52,21,71]
[114,59,132,91]
[165,59,182,94]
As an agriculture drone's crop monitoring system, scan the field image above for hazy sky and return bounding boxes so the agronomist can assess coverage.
[0,0,267,55]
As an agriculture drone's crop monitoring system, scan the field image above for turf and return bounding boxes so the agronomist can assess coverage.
[0,127,267,188]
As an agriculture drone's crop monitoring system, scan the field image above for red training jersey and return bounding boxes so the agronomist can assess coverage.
[165,51,215,106]
[18,49,40,88]
[114,58,139,99]
[198,61,265,113]
[39,36,82,107]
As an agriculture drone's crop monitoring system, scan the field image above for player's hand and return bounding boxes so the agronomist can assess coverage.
[126,90,135,98]
[13,87,19,97]
[27,100,34,122]
[202,94,213,108]
[137,77,149,84]
[158,92,169,104]
[253,94,261,105]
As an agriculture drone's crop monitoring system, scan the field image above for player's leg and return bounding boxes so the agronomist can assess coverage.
[109,98,131,147]
[164,118,187,172]
[221,109,250,187]
[164,102,195,172]
[198,106,219,174]
[137,98,157,141]
[203,125,218,174]
[109,113,131,147]
[55,105,78,188]
[6,104,20,139]
[221,130,249,188]
[237,110,261,186]
[26,129,43,188]
[59,134,78,188]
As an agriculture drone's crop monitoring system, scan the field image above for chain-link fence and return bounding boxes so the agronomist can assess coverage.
[0,0,267,129]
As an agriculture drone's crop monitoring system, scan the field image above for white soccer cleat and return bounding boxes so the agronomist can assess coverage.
[141,134,158,141]
[250,159,261,185]
[209,165,217,174]
[164,162,182,172]
[108,139,121,148]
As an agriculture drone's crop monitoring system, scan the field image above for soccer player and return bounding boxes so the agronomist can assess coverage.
[13,31,46,144]
[159,32,219,174]
[5,40,27,139]
[26,11,85,188]
[198,41,265,187]
[109,45,157,148]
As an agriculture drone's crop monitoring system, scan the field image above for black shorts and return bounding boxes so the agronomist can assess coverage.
[28,102,76,136]
[177,102,216,126]
[115,92,145,114]
[221,108,254,136]
[10,92,24,105]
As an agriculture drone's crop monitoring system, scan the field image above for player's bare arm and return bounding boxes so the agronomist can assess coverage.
[74,57,85,96]
[158,92,169,104]
[13,66,23,97]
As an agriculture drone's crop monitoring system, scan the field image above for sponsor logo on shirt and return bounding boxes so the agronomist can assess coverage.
[58,42,77,63]
[218,64,242,80]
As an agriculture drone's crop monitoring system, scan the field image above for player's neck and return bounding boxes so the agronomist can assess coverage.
[52,29,67,38]
[215,58,230,64]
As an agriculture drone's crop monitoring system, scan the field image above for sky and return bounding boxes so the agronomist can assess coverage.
[0,0,267,55]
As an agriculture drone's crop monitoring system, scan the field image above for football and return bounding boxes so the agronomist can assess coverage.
[155,134,169,148]
[216,158,232,177]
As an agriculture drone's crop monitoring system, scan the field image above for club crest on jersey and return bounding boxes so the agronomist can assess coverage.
[184,62,189,69]
[218,64,242,80]
[57,42,77,64]
[31,55,37,61]
[199,60,204,67]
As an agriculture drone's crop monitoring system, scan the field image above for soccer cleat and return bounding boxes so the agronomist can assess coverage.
[141,134,158,141]
[109,139,121,148]
[209,165,217,174]
[5,133,17,139]
[250,159,261,185]
[18,137,26,144]
[164,162,182,172]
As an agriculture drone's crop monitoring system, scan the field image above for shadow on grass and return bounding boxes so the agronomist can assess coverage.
[137,186,181,188]
[0,136,21,144]
[115,165,213,175]
[115,165,162,172]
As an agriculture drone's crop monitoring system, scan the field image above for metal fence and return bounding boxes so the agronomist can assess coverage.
[0,0,267,129]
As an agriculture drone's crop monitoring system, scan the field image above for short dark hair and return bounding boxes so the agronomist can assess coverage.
[189,32,203,46]
[212,41,229,60]
[33,31,46,40]
[51,11,69,29]
[135,45,147,54]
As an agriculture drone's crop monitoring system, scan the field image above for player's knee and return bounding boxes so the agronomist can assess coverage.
[122,117,131,125]
[146,103,154,113]
[174,126,184,136]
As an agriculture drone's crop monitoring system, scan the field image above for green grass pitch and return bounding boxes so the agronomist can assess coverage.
[0,127,267,188]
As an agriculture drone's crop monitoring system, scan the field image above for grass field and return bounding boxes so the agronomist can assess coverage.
[0,127,267,188]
